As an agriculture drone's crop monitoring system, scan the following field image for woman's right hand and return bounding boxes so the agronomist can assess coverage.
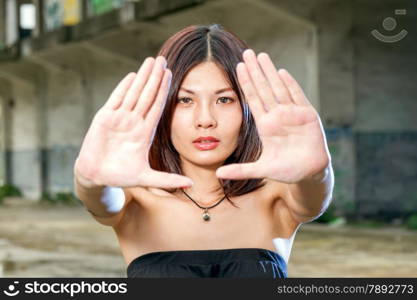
[74,56,193,189]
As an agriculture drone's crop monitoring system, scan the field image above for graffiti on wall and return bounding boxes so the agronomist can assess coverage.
[63,0,81,26]
[89,0,125,16]
[44,0,63,31]
[44,0,126,30]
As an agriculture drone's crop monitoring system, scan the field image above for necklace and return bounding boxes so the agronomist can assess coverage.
[181,189,229,221]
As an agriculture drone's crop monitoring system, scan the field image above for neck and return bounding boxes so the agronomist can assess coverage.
[178,160,225,204]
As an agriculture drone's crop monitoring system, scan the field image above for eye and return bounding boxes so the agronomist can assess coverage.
[177,97,234,105]
[217,97,234,104]
[177,97,192,104]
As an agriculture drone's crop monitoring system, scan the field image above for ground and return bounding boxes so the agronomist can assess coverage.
[1,199,416,277]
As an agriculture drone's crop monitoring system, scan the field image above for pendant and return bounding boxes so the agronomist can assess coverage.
[202,208,210,221]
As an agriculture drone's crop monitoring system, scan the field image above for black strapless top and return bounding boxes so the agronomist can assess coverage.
[127,247,287,278]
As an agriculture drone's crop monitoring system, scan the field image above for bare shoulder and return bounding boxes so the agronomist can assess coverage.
[126,186,175,201]
[113,185,175,231]
[120,185,173,212]
[259,178,303,237]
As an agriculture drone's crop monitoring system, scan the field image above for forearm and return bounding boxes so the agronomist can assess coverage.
[285,163,334,218]
[74,171,127,218]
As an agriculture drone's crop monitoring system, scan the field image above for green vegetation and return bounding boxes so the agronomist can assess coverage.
[314,208,417,230]
[405,213,417,230]
[41,192,81,206]
[314,205,341,224]
[348,219,386,228]
[0,184,22,204]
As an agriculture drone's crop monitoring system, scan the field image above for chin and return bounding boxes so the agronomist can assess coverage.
[189,153,228,167]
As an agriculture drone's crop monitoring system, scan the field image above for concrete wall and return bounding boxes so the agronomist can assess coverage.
[353,0,417,217]
[354,0,417,131]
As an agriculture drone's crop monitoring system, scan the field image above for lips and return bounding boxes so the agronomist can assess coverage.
[193,136,220,151]
[192,136,220,143]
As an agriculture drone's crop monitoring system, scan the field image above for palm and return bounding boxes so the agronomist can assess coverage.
[216,50,330,183]
[254,105,327,183]
[75,56,193,189]
[77,108,150,187]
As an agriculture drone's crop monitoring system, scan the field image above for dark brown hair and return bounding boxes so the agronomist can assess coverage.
[149,24,266,205]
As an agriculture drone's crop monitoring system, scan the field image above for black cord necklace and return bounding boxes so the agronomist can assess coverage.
[181,189,229,221]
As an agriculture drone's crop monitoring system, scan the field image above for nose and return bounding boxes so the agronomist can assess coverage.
[194,102,217,129]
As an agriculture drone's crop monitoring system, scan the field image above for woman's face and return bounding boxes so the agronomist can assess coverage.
[170,61,243,169]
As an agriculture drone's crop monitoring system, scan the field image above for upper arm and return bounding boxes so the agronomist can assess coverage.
[90,187,133,227]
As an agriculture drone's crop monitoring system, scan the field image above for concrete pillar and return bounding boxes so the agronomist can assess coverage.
[0,84,8,185]
[0,1,5,49]
[33,0,44,38]
[0,79,13,186]
[0,71,40,199]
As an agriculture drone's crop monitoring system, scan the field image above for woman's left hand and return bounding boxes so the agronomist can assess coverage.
[216,49,330,184]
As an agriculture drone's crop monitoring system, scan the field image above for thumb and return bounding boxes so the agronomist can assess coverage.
[140,169,194,189]
[216,163,260,180]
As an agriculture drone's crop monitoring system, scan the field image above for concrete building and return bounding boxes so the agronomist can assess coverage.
[0,0,416,220]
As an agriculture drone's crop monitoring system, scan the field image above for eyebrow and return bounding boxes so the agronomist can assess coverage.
[179,87,235,95]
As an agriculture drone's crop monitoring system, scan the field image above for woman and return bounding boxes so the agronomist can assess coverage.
[74,24,334,278]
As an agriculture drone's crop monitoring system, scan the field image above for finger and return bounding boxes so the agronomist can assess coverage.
[121,57,155,111]
[141,169,194,189]
[236,62,265,121]
[243,49,278,111]
[133,56,167,116]
[144,68,172,132]
[216,163,262,180]
[278,69,311,106]
[104,72,136,110]
[257,52,293,105]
